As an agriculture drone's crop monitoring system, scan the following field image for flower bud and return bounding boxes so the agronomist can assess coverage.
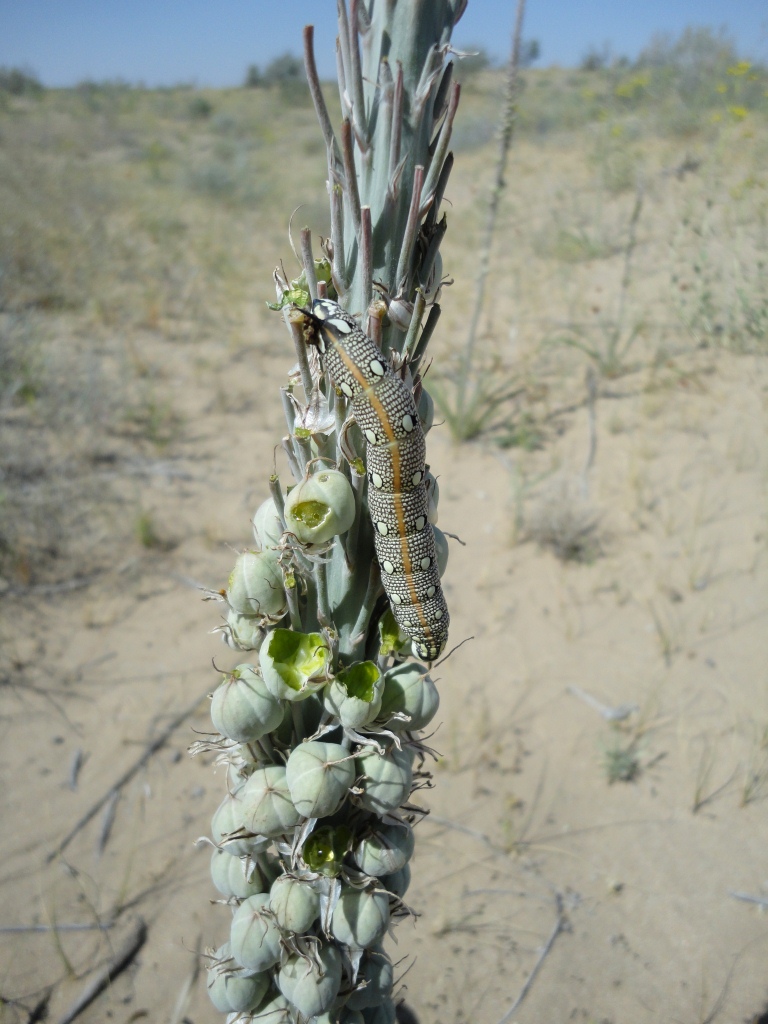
[354,745,413,815]
[230,893,283,973]
[353,822,414,877]
[283,469,355,545]
[240,765,301,838]
[324,661,383,730]
[269,874,320,933]
[277,943,343,1019]
[433,525,449,577]
[260,628,329,702]
[227,550,286,619]
[210,850,271,900]
[379,663,439,732]
[253,496,283,548]
[285,741,355,818]
[207,942,269,1013]
[210,665,283,743]
[331,885,390,949]
[346,946,394,1011]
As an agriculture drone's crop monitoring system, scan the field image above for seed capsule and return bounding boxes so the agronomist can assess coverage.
[285,741,355,819]
[283,469,355,545]
[240,990,293,1021]
[330,885,390,949]
[210,665,283,743]
[354,745,413,815]
[230,893,283,973]
[432,525,449,577]
[277,943,343,1019]
[225,609,265,652]
[379,663,439,732]
[207,942,269,1013]
[346,946,394,1011]
[269,874,320,934]
[253,496,284,547]
[260,628,329,702]
[324,661,384,729]
[379,863,411,899]
[211,785,261,857]
[227,550,287,619]
[362,999,397,1024]
[353,822,415,877]
[210,850,272,900]
[240,765,301,838]
[417,387,435,434]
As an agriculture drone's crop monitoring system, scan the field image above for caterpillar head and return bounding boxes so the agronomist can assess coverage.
[304,299,359,353]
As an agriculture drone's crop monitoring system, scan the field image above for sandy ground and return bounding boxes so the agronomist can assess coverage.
[2,313,767,1024]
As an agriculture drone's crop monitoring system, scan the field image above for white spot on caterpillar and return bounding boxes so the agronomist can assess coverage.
[365,428,377,444]
[420,557,431,570]
[390,594,402,605]
[314,304,330,320]
[382,560,394,574]
[329,318,352,333]
[369,359,385,377]
[434,609,443,620]
[427,585,436,598]
[370,471,383,489]
[340,382,354,398]
[377,521,389,536]
[402,414,414,433]
[412,470,423,485]
[415,515,426,531]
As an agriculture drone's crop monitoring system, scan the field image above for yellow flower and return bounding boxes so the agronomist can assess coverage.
[728,105,748,121]
[726,61,751,76]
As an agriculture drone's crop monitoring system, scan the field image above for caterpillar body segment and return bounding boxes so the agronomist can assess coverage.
[305,298,449,661]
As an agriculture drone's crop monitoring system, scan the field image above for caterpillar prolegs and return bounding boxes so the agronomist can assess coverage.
[304,298,449,662]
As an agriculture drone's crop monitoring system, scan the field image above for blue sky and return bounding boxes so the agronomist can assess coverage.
[1,0,766,87]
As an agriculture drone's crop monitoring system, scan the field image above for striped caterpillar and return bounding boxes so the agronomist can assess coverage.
[304,298,449,662]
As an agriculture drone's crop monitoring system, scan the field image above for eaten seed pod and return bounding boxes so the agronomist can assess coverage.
[230,893,283,973]
[354,745,413,815]
[379,663,439,732]
[260,628,329,702]
[353,822,415,877]
[227,550,287,619]
[346,946,394,1011]
[240,765,301,838]
[207,942,269,1013]
[286,741,355,819]
[301,824,351,877]
[269,873,320,933]
[253,496,284,548]
[283,468,355,545]
[330,885,390,949]
[324,661,384,730]
[210,665,283,743]
[277,943,343,1019]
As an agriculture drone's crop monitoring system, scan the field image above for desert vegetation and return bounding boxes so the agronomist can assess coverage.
[1,21,767,1024]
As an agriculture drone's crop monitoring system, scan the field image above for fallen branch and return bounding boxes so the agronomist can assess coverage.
[46,692,208,863]
[496,893,565,1024]
[56,917,147,1024]
[0,922,115,934]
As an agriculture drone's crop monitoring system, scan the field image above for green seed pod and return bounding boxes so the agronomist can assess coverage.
[363,1000,396,1024]
[379,863,411,899]
[347,946,394,1011]
[286,741,355,818]
[230,893,283,974]
[355,745,413,815]
[240,989,292,1022]
[260,628,329,702]
[314,1012,365,1024]
[240,765,301,838]
[425,472,439,525]
[227,550,287,619]
[226,609,266,652]
[379,663,439,732]
[269,874,320,933]
[432,525,449,577]
[353,823,415,877]
[210,849,271,900]
[283,469,355,545]
[301,824,352,877]
[417,387,435,435]
[277,943,343,1019]
[211,665,283,743]
[324,661,384,729]
[211,785,259,857]
[330,885,390,949]
[207,942,269,1013]
[253,496,284,547]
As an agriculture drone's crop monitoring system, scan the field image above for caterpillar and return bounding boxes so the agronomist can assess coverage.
[304,298,449,662]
